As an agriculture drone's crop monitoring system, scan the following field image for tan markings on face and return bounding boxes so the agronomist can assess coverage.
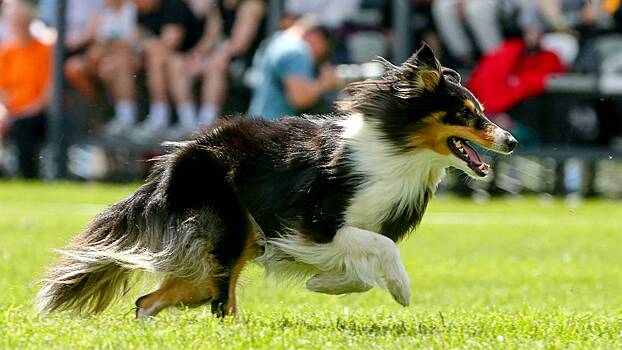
[464,100,477,114]
[414,69,442,92]
[410,112,496,154]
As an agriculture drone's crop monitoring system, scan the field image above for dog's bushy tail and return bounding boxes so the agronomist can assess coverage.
[36,145,227,316]
[35,182,164,315]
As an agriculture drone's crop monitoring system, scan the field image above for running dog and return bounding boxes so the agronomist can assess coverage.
[36,44,517,318]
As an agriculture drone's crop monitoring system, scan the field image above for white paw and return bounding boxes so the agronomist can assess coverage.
[135,300,163,320]
[306,271,373,295]
[135,307,155,320]
[381,253,411,306]
[385,275,411,306]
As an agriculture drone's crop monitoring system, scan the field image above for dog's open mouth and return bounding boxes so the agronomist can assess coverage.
[447,137,490,177]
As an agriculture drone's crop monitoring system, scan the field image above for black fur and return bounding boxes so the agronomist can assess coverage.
[163,116,363,244]
[380,190,432,242]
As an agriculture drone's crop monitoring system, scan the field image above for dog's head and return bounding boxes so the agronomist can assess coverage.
[339,44,517,178]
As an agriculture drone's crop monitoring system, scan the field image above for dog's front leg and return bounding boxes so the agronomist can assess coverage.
[306,226,411,306]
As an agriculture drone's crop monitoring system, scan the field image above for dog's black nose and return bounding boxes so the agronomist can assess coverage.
[505,134,518,151]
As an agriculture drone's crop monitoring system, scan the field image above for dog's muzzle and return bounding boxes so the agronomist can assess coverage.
[491,127,518,154]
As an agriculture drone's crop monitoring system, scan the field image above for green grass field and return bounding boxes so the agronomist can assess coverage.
[1,181,621,349]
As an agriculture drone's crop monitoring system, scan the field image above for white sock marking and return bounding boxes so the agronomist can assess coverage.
[263,226,411,306]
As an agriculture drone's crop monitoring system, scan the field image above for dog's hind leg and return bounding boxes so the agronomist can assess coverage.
[161,147,259,317]
[135,278,211,319]
[208,223,257,317]
[134,226,257,319]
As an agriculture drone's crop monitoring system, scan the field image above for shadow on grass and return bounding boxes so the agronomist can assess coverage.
[244,313,445,337]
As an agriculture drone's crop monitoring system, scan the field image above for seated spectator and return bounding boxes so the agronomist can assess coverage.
[432,0,504,67]
[185,0,210,15]
[614,1,622,30]
[0,0,12,43]
[191,0,267,127]
[0,0,52,179]
[281,0,365,64]
[521,0,608,48]
[132,0,203,141]
[248,19,340,119]
[64,0,139,136]
[468,0,608,119]
[283,0,361,28]
[467,39,566,116]
[40,0,105,56]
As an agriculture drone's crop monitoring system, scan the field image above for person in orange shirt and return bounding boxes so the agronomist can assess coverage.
[0,0,52,179]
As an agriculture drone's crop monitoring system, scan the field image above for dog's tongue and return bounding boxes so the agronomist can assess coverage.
[463,142,483,165]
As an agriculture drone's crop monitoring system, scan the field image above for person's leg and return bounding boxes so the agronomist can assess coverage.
[64,55,98,103]
[464,0,503,54]
[431,0,474,61]
[7,113,46,179]
[198,50,230,127]
[100,44,139,130]
[166,53,196,130]
[143,40,171,128]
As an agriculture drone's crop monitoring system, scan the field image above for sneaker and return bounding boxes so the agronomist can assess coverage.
[129,122,169,144]
[103,120,133,138]
[165,124,197,141]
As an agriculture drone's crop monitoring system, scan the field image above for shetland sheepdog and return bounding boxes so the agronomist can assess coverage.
[36,44,517,318]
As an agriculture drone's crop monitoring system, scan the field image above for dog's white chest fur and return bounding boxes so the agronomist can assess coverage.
[340,114,447,232]
[258,114,451,305]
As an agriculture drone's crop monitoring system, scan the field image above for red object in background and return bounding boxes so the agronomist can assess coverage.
[467,39,566,114]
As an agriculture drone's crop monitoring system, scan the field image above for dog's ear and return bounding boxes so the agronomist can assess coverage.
[401,43,442,93]
[412,43,441,71]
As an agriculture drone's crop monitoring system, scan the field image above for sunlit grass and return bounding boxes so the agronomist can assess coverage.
[1,181,621,349]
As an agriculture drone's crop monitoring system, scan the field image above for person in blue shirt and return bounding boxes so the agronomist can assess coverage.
[248,20,340,119]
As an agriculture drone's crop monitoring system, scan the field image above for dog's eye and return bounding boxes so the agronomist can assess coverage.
[459,107,470,116]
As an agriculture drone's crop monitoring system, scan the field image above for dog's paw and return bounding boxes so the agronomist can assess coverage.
[383,260,411,306]
[385,276,411,306]
[306,271,373,295]
[135,295,163,320]
[135,307,156,320]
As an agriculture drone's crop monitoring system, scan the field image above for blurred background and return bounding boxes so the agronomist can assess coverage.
[0,0,622,200]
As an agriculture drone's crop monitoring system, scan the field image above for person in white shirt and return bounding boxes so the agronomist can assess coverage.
[432,0,503,66]
[283,0,361,28]
[63,0,140,136]
[0,1,12,44]
[40,0,105,54]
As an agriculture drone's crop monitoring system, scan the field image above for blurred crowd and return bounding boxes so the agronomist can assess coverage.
[1,0,622,179]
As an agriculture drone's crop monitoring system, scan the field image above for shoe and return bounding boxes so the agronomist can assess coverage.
[129,122,169,145]
[165,124,197,141]
[103,120,133,138]
[67,144,108,179]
